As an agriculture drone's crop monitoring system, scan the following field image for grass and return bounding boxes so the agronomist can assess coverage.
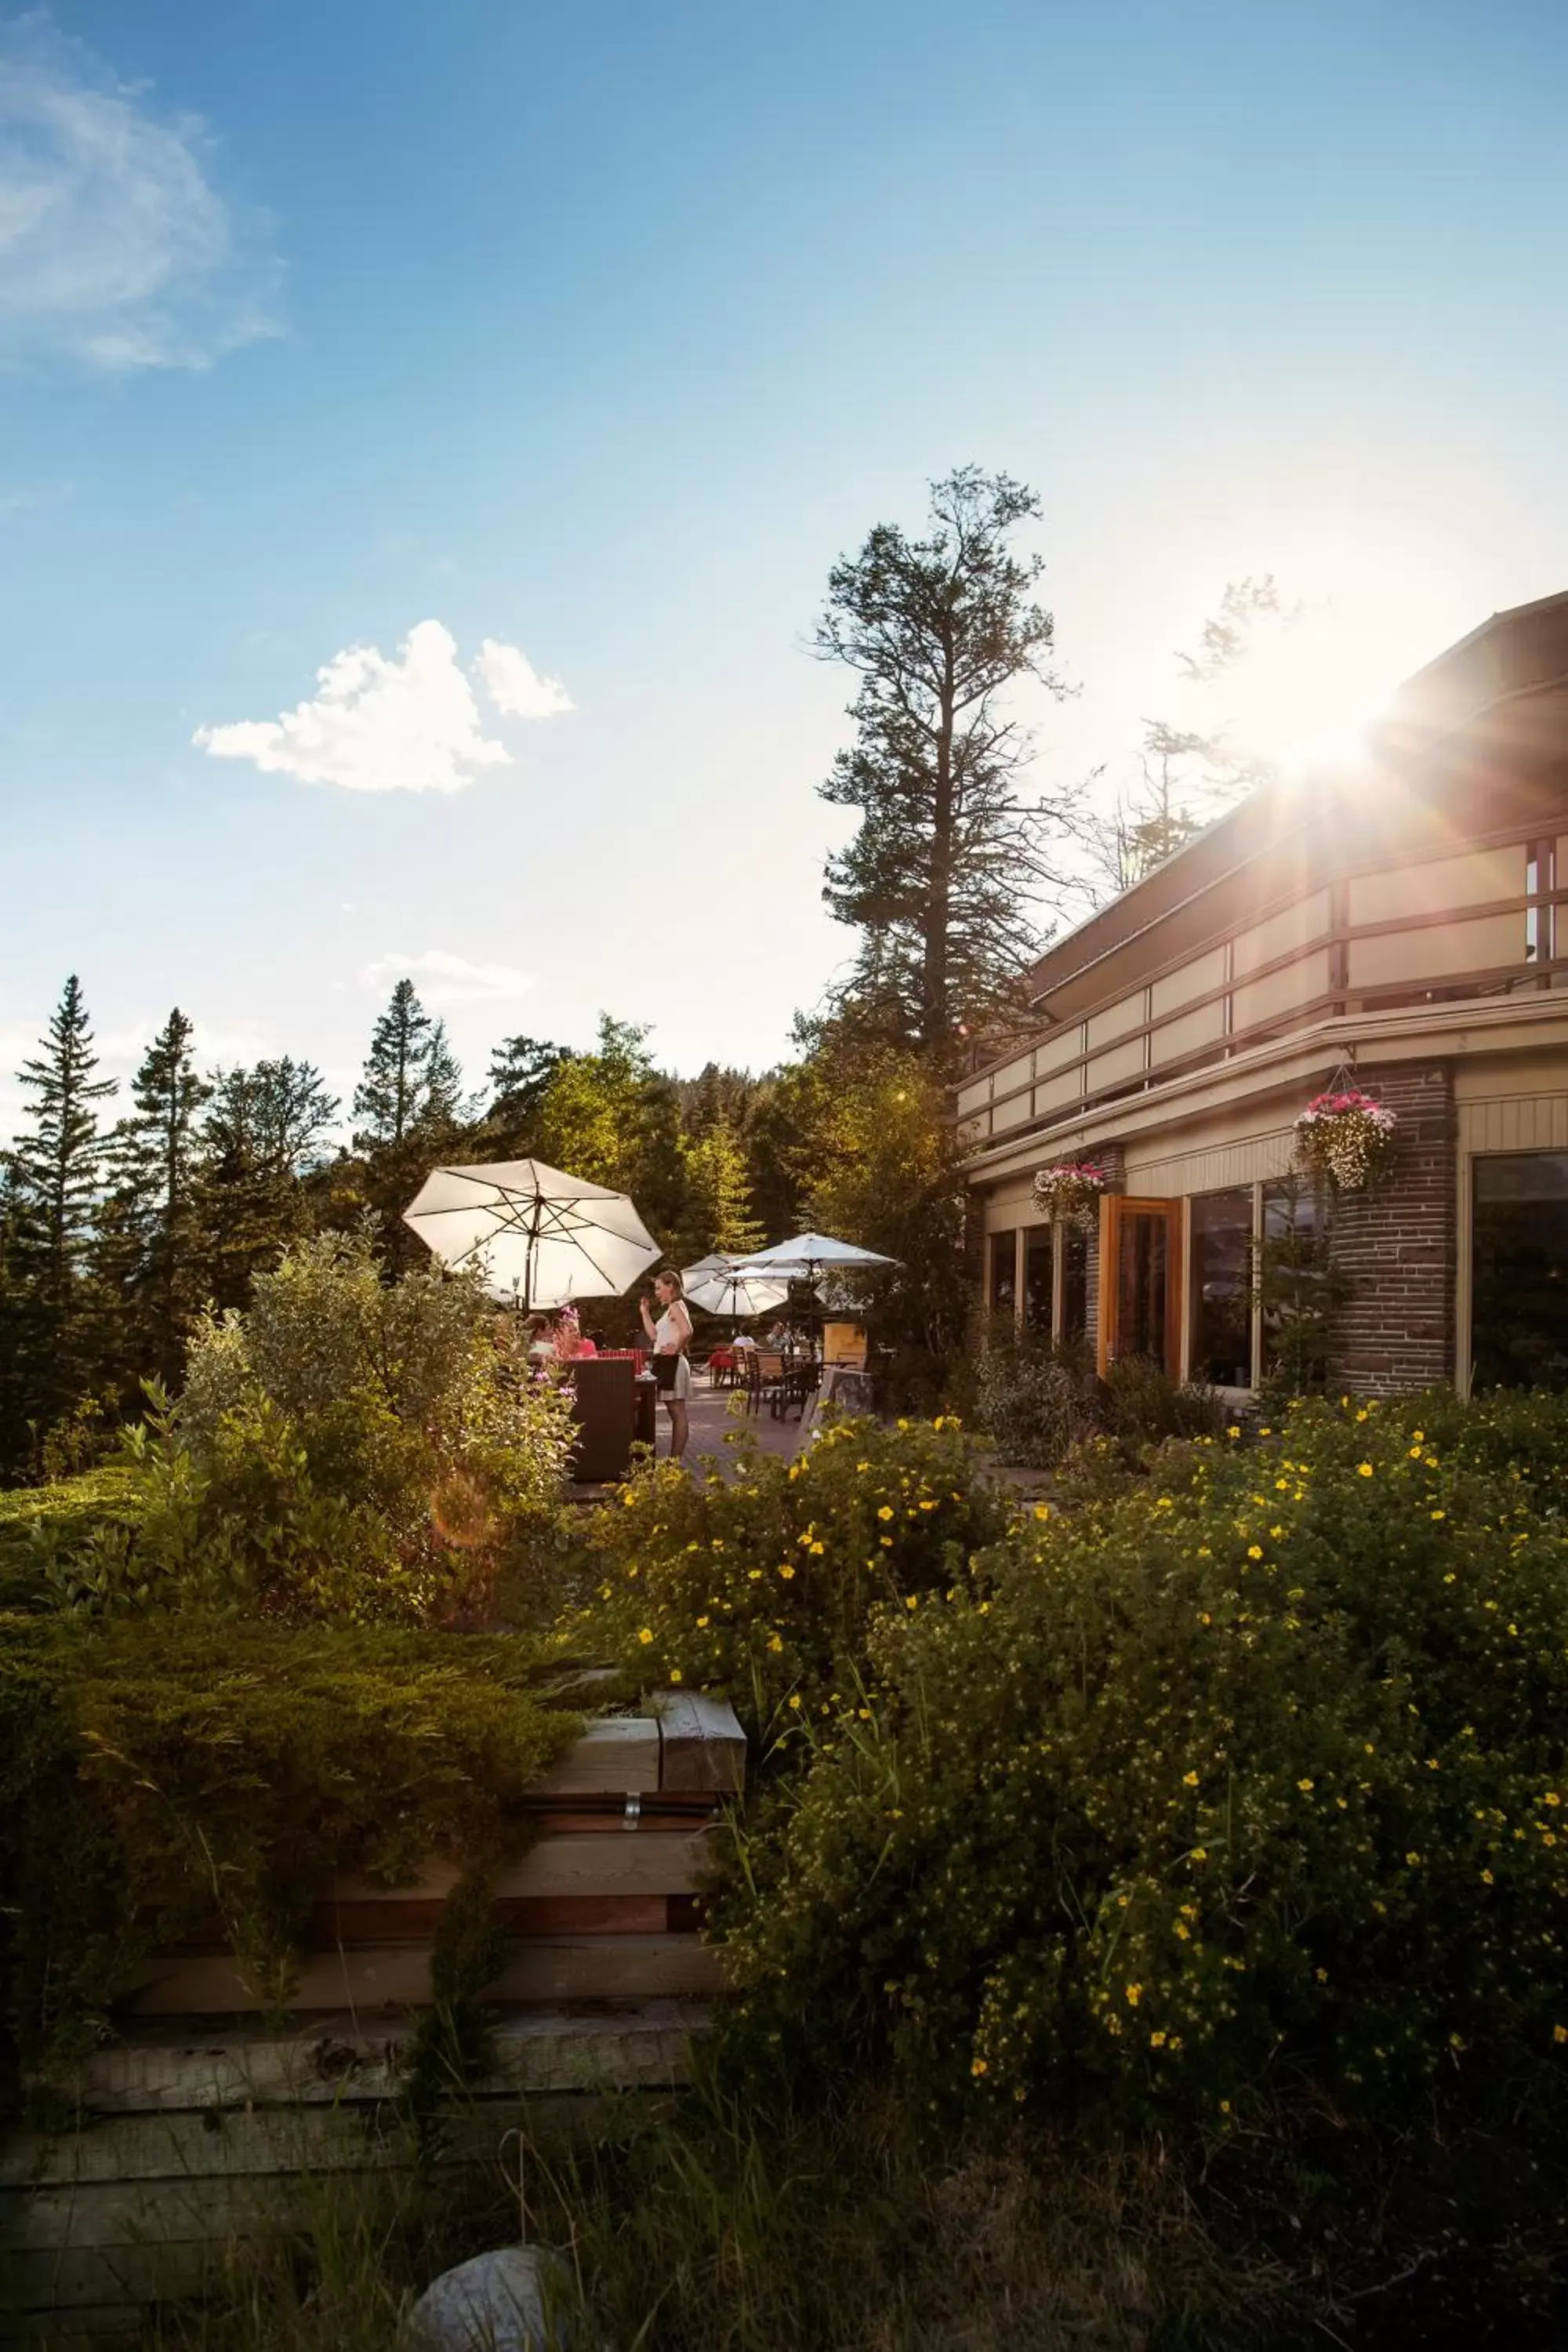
[128,2078,1295,2352]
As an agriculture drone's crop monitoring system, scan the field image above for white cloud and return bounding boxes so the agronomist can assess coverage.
[0,16,282,372]
[195,620,570,794]
[361,950,534,1007]
[474,637,573,719]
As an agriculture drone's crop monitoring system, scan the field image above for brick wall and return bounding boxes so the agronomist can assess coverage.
[1083,1144,1127,1347]
[1328,1062,1456,1394]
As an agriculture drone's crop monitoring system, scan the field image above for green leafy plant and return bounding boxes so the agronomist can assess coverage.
[710,1392,1568,2146]
[31,1228,577,1625]
[569,1414,1006,1748]
[0,1617,578,2100]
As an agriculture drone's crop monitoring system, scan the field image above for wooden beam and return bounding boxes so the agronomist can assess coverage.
[653,1693,746,1791]
[124,1933,721,2016]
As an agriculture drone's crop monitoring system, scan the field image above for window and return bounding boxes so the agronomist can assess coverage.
[1061,1223,1088,1341]
[1261,1180,1329,1389]
[1190,1189,1252,1386]
[989,1229,1017,1315]
[1472,1152,1568,1391]
[1023,1225,1054,1330]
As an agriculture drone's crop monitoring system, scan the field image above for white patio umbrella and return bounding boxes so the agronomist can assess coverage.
[681,1256,792,1320]
[403,1159,661,1311]
[730,1232,899,1351]
[731,1232,900,1279]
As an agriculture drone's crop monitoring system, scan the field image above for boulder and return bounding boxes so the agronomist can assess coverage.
[404,2245,604,2352]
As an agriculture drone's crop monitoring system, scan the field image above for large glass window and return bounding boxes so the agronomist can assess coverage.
[1261,1180,1329,1388]
[1190,1189,1253,1385]
[1061,1224,1088,1342]
[1023,1225,1054,1330]
[989,1229,1017,1315]
[1472,1152,1568,1391]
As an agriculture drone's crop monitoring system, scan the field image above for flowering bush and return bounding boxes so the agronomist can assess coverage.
[713,1390,1568,2137]
[1030,1161,1107,1226]
[1292,1087,1396,1191]
[569,1416,1005,1745]
[35,1229,577,1625]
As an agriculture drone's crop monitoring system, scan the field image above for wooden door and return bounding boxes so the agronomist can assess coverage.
[1097,1196,1184,1380]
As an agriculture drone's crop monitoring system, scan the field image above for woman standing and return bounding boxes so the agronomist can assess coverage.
[640,1269,693,1460]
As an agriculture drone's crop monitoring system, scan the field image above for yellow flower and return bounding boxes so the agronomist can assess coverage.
[1554,2025,1568,2045]
[877,1505,895,1522]
[971,2057,987,2077]
[779,1565,796,1580]
[905,1594,919,1610]
[637,1627,653,1645]
[1034,1502,1051,1520]
[787,1694,802,1710]
[1298,1778,1315,1793]
[1405,1851,1422,1867]
[1357,1462,1374,1477]
[670,1669,683,1684]
[1247,1544,1263,1560]
[1226,1425,1241,1439]
[1125,1982,1142,2005]
[768,1634,783,1653]
[1183,1769,1200,1786]
[1481,1868,1494,1885]
[1149,2029,1167,2047]
[696,1614,710,1628]
[1191,1847,1207,1862]
[1432,1509,1446,1522]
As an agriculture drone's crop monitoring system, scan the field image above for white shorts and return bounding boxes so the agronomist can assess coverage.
[659,1354,691,1403]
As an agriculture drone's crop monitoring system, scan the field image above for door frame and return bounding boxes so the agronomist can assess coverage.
[1097,1195,1185,1380]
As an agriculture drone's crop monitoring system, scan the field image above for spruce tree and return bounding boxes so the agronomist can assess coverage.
[815,466,1073,1056]
[487,1034,575,1130]
[194,1058,339,1310]
[353,980,462,1149]
[5,975,117,1461]
[100,1010,209,1387]
[680,1116,764,1261]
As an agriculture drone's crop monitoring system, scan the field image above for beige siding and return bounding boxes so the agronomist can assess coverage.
[993,1051,1033,1100]
[1034,1063,1084,1115]
[1458,1095,1568,1153]
[1348,844,1523,927]
[1232,891,1330,976]
[1150,997,1226,1069]
[1124,1126,1296,1196]
[956,1075,989,1120]
[1150,946,1226,1018]
[1348,911,1522,989]
[1454,1051,1568,1101]
[1085,991,1144,1050]
[1232,948,1330,1031]
[1086,1035,1144,1092]
[1036,1022,1084,1075]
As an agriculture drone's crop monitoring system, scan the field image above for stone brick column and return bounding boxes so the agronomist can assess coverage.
[1083,1143,1127,1350]
[1327,1062,1456,1395]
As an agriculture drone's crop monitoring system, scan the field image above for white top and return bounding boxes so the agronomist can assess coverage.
[653,1301,691,1353]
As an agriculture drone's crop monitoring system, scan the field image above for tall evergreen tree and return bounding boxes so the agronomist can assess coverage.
[3,976,116,1461]
[194,1058,339,1310]
[815,466,1073,1057]
[536,1016,688,1243]
[353,980,462,1150]
[487,1034,575,1131]
[100,1009,209,1387]
[679,1116,764,1262]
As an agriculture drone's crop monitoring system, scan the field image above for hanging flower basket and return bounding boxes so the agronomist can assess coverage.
[1031,1160,1107,1227]
[1293,1087,1398,1192]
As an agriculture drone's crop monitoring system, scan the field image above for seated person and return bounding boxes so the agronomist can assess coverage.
[554,1305,597,1360]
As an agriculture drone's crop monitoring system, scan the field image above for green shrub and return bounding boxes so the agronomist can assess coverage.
[34,1229,578,1625]
[712,1391,1568,2142]
[0,1617,578,2096]
[0,1465,145,1611]
[568,1414,1006,1747]
[972,1323,1095,1467]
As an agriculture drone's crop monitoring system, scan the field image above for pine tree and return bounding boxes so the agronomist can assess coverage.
[815,466,1073,1057]
[353,981,462,1149]
[487,1034,575,1130]
[4,975,117,1461]
[680,1116,764,1261]
[100,1009,209,1388]
[194,1058,339,1310]
[536,1016,689,1243]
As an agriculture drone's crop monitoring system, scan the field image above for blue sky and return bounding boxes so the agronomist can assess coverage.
[5,0,1568,1134]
